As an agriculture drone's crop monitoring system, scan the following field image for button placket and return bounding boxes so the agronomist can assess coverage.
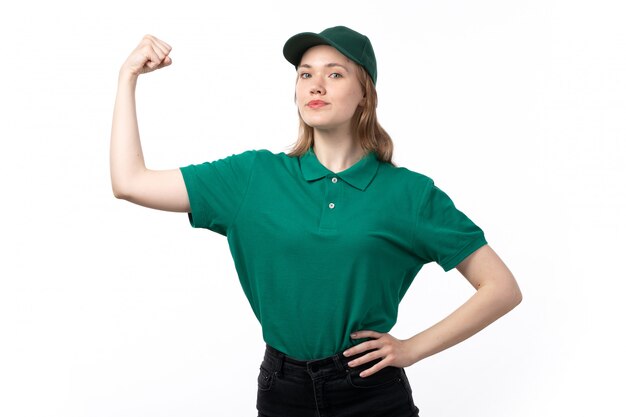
[318,174,341,231]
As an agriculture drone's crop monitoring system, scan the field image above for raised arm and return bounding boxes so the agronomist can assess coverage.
[110,35,190,213]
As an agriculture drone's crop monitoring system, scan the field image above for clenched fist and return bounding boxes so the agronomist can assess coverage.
[120,34,172,77]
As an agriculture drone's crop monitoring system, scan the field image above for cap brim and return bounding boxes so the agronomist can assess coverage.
[283,32,333,68]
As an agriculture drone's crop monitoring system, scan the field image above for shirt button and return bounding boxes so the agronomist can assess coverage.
[331,177,338,183]
[329,203,335,209]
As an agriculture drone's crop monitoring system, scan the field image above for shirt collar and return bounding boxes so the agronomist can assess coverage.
[299,145,380,191]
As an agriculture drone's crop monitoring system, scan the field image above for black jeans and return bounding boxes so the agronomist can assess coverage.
[257,343,419,417]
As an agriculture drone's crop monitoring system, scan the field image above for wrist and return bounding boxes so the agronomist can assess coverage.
[406,333,428,364]
[118,68,139,85]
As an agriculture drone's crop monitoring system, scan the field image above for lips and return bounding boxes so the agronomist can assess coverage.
[307,100,328,108]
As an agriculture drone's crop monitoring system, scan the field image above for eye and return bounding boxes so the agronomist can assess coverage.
[329,73,343,78]
[299,72,311,79]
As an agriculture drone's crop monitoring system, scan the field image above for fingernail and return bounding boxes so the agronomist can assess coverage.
[351,333,357,338]
[343,350,349,356]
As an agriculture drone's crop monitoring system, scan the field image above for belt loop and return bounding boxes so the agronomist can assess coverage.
[332,354,345,373]
[276,349,285,377]
[266,344,285,377]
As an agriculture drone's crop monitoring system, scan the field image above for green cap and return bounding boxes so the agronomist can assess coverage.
[283,25,377,85]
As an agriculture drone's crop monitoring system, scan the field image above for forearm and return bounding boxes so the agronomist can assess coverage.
[407,281,521,364]
[110,70,146,198]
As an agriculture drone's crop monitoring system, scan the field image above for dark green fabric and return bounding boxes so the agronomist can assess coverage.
[180,146,487,360]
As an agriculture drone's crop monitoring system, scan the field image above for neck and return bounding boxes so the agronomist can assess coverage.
[312,129,366,173]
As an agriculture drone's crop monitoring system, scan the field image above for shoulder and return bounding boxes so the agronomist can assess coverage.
[248,148,300,169]
[378,160,435,191]
[249,148,283,159]
[212,148,280,166]
[253,148,296,159]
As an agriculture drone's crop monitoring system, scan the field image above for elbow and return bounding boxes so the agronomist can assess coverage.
[511,287,523,309]
[111,168,147,201]
[482,278,522,313]
[112,187,127,200]
[111,180,131,201]
[497,269,523,311]
[505,281,523,311]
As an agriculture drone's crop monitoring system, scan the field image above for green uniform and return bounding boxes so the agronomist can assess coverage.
[180,145,487,360]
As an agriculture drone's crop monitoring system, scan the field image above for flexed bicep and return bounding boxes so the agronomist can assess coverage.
[114,168,190,213]
[111,36,189,213]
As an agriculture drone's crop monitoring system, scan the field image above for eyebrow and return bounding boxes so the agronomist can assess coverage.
[297,63,350,72]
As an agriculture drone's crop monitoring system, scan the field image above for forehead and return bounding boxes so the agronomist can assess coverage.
[298,45,354,68]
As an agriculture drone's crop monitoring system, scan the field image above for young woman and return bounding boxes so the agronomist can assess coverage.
[110,26,522,417]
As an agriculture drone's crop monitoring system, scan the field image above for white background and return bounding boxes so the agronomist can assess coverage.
[1,1,624,416]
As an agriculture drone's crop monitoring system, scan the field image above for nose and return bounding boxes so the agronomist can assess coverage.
[309,76,326,95]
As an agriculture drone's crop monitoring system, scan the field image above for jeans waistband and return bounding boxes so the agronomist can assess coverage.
[263,343,381,378]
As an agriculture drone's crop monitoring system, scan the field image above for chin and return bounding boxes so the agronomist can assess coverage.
[305,122,335,131]
[301,118,328,129]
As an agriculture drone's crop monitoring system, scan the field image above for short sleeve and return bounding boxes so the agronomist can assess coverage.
[412,180,488,271]
[179,149,257,236]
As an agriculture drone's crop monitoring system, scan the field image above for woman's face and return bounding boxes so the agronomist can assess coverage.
[295,45,365,135]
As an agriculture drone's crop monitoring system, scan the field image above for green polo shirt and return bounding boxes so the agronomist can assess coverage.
[180,146,487,360]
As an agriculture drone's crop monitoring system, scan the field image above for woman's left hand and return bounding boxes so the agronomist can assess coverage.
[342,330,416,378]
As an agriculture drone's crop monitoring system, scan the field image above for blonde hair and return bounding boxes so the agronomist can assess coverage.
[286,64,396,166]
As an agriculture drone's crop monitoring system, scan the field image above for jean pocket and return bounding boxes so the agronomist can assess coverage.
[347,364,402,389]
[257,364,275,392]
